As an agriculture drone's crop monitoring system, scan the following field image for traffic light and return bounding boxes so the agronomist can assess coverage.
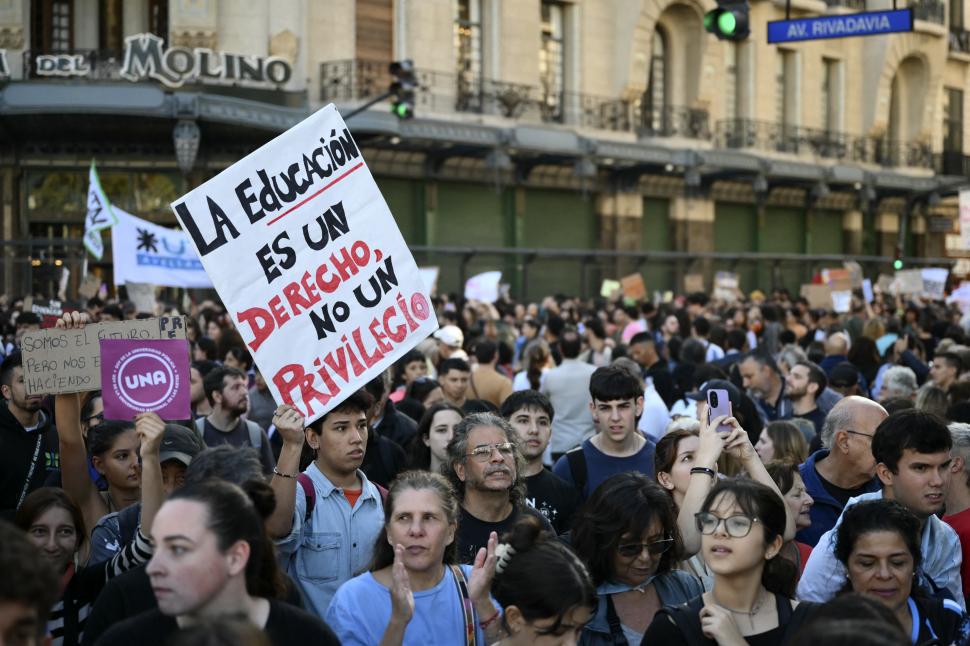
[893,246,904,271]
[704,1,750,41]
[388,60,416,119]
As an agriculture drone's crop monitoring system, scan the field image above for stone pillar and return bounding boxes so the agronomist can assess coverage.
[595,189,642,279]
[670,194,714,289]
[1,166,15,297]
[876,212,900,257]
[843,209,863,256]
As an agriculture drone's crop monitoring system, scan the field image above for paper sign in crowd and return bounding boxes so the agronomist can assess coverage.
[170,105,437,424]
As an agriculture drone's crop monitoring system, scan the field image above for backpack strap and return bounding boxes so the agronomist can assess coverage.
[244,420,263,450]
[654,596,709,645]
[565,446,588,497]
[604,595,630,645]
[297,473,315,524]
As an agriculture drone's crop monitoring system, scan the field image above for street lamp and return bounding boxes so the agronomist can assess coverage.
[173,120,201,175]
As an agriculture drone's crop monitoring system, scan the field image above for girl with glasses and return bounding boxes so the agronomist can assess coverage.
[644,479,817,645]
[834,499,970,645]
[571,473,702,646]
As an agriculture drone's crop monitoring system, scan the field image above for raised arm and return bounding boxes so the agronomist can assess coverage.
[677,414,726,556]
[133,412,165,537]
[54,312,107,538]
[266,405,306,539]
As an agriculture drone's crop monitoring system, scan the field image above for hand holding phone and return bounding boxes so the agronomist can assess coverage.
[706,389,733,434]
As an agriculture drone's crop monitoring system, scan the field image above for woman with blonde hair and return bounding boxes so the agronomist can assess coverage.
[755,421,809,465]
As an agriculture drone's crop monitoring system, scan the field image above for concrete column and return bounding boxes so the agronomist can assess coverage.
[670,194,714,290]
[876,212,900,257]
[595,189,642,278]
[843,209,863,256]
[1,167,14,297]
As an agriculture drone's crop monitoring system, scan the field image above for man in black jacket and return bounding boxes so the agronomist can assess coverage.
[0,351,59,520]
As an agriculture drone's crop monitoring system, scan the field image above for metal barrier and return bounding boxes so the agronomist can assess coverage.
[1,239,956,302]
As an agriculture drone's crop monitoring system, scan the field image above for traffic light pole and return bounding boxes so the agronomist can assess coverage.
[342,90,394,120]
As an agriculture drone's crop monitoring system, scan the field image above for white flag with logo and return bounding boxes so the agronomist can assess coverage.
[84,162,118,260]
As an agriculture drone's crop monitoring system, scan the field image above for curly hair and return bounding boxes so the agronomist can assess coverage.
[445,412,526,508]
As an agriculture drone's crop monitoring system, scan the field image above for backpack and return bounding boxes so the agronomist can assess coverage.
[566,446,588,497]
[195,417,262,451]
[297,474,388,523]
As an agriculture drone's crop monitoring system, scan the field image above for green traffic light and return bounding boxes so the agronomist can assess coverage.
[893,259,904,270]
[718,11,737,34]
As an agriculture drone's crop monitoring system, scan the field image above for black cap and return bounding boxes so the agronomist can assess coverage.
[829,362,861,388]
[158,424,206,466]
[687,379,742,409]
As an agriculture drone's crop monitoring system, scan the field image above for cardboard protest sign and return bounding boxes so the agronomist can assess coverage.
[170,105,437,423]
[823,268,853,292]
[465,271,501,303]
[921,268,949,300]
[20,317,186,395]
[100,339,191,421]
[713,272,740,302]
[877,274,896,294]
[78,274,102,300]
[800,284,833,310]
[684,273,705,294]
[620,273,647,301]
[600,279,621,299]
[831,290,852,313]
[843,261,864,289]
[126,282,157,314]
[895,269,924,295]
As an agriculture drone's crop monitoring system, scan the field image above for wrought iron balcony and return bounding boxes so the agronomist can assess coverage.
[21,49,126,80]
[951,28,970,54]
[319,59,709,138]
[871,138,935,168]
[910,0,945,24]
[824,0,867,10]
[638,105,711,139]
[937,150,970,176]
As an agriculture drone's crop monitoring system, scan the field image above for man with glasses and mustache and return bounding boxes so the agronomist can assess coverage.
[797,396,887,547]
[445,412,553,563]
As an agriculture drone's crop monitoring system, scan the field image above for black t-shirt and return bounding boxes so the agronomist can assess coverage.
[794,407,826,438]
[83,566,306,646]
[362,433,407,488]
[201,418,275,475]
[642,614,785,646]
[95,600,338,646]
[525,468,581,535]
[456,503,554,564]
[817,470,862,509]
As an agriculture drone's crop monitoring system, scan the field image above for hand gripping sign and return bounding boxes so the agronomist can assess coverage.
[170,105,438,424]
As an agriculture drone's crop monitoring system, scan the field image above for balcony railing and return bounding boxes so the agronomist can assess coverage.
[21,49,126,80]
[319,58,709,139]
[936,150,970,176]
[715,119,934,169]
[951,28,970,54]
[824,0,867,9]
[911,0,945,24]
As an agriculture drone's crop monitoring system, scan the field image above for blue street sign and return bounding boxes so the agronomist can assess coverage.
[767,8,913,44]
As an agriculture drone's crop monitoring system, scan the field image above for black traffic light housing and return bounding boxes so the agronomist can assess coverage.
[893,245,904,270]
[389,60,416,119]
[705,1,750,41]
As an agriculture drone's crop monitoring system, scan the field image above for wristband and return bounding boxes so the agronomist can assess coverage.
[690,467,717,479]
[479,609,500,630]
[273,467,298,479]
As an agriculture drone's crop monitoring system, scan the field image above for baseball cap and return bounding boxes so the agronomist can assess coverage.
[158,423,206,466]
[829,362,861,388]
[432,325,464,349]
[687,379,742,410]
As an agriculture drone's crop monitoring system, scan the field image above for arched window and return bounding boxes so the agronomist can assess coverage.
[644,29,667,132]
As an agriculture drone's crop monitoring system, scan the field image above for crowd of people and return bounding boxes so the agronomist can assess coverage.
[3,284,970,645]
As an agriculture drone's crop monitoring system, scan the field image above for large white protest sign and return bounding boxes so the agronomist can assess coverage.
[465,271,502,303]
[922,267,949,300]
[170,105,437,423]
[112,208,213,288]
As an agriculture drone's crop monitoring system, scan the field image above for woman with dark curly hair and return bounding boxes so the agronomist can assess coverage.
[835,498,970,645]
[571,472,702,646]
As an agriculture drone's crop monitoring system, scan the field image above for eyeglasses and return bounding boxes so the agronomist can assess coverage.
[844,429,874,440]
[695,512,760,538]
[466,442,516,462]
[616,538,674,558]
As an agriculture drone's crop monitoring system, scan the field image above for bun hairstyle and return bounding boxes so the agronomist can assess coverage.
[168,479,285,600]
[491,516,594,635]
[701,478,798,598]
